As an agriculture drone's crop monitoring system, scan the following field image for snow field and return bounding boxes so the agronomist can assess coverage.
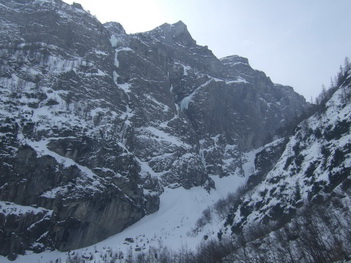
[4,171,248,263]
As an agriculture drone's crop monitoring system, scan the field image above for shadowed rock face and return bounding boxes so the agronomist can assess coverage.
[0,0,309,256]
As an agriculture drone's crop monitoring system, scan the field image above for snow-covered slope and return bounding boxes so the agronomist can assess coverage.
[218,73,351,263]
[224,71,351,237]
[1,174,248,263]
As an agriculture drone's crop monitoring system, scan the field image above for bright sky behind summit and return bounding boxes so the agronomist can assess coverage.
[63,0,351,101]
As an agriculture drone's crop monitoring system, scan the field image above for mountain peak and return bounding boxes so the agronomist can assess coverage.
[104,21,126,35]
[220,55,250,66]
[172,20,187,31]
[150,20,196,46]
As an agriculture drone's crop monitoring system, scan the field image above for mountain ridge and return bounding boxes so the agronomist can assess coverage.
[0,0,313,259]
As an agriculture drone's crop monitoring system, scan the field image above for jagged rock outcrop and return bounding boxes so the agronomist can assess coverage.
[224,72,351,235]
[0,0,310,257]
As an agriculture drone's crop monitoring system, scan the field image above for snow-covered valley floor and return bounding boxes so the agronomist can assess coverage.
[1,173,248,263]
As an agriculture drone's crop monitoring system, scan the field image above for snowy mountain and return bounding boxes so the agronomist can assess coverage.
[216,66,351,263]
[0,0,320,260]
[225,73,350,235]
[28,63,349,263]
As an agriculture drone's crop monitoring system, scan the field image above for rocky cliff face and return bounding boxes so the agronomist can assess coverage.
[0,0,309,257]
[224,72,351,236]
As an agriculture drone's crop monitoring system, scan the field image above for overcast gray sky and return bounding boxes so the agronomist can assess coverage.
[63,0,351,101]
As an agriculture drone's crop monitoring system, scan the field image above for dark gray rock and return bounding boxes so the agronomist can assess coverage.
[0,0,310,256]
